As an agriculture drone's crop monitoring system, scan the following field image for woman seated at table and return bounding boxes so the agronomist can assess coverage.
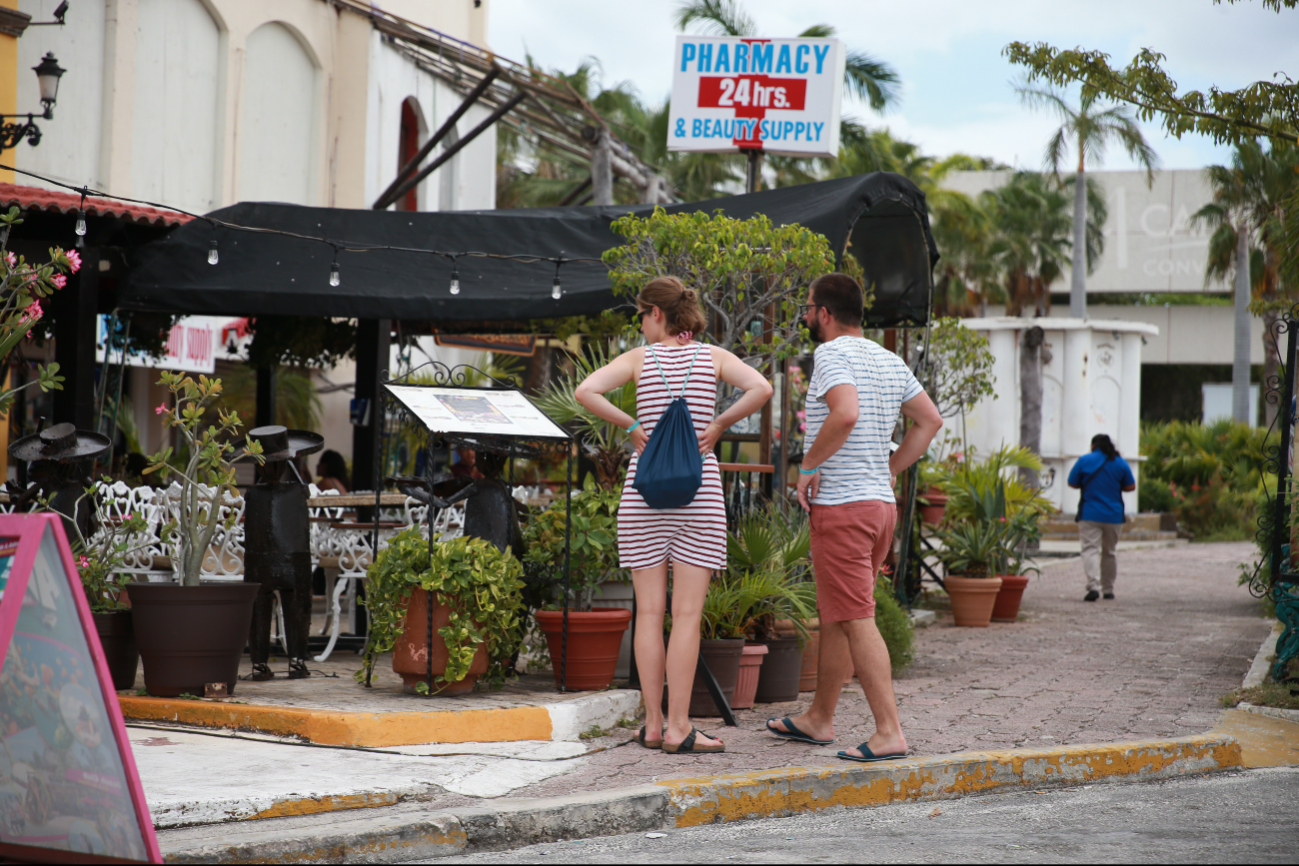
[315,449,350,494]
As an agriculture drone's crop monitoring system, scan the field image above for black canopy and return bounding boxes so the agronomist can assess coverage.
[119,173,938,329]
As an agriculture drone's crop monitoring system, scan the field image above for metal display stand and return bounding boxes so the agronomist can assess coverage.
[369,362,576,692]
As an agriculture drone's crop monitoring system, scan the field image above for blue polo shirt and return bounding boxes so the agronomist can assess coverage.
[1068,452,1135,524]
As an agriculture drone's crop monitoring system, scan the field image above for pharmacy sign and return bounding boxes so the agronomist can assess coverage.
[667,36,845,157]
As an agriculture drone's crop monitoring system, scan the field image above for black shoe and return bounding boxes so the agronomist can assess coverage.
[1084,591,1100,602]
[1103,593,1115,600]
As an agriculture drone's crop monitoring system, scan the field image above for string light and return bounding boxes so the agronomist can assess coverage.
[208,237,219,265]
[552,258,563,300]
[449,257,460,295]
[329,252,341,287]
[74,186,87,245]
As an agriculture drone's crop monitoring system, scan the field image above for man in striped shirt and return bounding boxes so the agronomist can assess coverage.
[766,273,943,763]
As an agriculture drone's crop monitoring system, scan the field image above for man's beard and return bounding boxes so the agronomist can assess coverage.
[806,317,826,344]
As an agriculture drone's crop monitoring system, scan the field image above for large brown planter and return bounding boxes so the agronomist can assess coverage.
[128,581,260,697]
[919,488,949,525]
[92,610,139,691]
[776,618,820,692]
[753,636,802,703]
[393,588,489,695]
[676,638,745,717]
[945,575,1003,627]
[535,607,632,691]
[991,574,1031,623]
[731,643,768,709]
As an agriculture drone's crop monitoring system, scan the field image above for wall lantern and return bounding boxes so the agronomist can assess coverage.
[0,52,66,153]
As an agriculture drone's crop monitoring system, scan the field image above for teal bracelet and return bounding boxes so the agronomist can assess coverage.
[799,466,819,475]
[627,420,641,433]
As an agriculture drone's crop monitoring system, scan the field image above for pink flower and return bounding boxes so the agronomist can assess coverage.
[20,300,42,324]
[65,249,81,273]
[50,274,66,289]
[4,252,13,267]
[155,403,167,415]
[77,555,89,569]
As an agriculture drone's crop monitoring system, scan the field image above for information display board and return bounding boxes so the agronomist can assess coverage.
[384,384,570,441]
[667,35,845,157]
[0,514,161,864]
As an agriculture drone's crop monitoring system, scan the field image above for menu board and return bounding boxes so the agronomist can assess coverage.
[385,384,570,440]
[0,515,161,863]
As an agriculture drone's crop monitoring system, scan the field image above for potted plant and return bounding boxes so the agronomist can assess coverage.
[933,520,1004,627]
[727,508,817,702]
[359,528,525,695]
[128,372,264,697]
[523,474,632,690]
[991,510,1042,623]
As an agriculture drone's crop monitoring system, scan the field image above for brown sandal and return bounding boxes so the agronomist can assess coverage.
[635,725,663,749]
[662,727,725,754]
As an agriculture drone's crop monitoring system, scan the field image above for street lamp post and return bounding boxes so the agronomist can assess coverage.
[0,52,65,154]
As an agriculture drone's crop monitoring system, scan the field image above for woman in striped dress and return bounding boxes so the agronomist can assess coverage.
[575,276,772,754]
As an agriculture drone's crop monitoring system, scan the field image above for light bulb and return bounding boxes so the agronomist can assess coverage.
[208,239,219,265]
[450,274,460,295]
[74,210,87,236]
[329,261,340,287]
[552,277,562,300]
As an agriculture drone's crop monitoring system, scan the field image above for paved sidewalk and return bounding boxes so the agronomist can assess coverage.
[493,541,1268,798]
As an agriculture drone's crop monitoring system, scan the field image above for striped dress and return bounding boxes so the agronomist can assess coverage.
[617,343,728,571]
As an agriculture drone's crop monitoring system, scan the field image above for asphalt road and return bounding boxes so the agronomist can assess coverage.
[433,768,1299,864]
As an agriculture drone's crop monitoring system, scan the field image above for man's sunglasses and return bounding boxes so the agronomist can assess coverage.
[798,303,832,318]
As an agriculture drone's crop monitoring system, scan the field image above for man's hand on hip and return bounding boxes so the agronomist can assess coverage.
[796,470,820,513]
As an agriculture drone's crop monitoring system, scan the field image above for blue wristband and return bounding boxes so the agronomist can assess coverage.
[627,420,641,433]
[799,466,818,475]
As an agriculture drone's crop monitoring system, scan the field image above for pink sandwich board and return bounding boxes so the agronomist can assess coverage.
[0,513,161,863]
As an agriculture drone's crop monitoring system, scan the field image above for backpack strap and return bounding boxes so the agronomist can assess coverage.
[647,344,705,401]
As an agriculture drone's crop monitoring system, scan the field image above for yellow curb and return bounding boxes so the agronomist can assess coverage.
[251,792,403,821]
[1212,709,1299,768]
[658,734,1240,827]
[119,696,552,746]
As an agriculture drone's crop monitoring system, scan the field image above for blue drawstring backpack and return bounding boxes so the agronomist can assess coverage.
[633,345,706,509]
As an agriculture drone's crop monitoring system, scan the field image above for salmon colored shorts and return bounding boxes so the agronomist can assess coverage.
[808,500,897,623]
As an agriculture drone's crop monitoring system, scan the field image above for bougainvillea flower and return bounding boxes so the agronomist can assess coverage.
[66,249,82,273]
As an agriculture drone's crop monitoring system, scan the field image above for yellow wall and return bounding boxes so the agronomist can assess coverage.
[0,0,16,182]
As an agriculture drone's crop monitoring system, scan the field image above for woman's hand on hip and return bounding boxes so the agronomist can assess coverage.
[698,420,724,456]
[630,425,649,455]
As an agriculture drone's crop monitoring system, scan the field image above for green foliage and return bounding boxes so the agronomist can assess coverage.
[932,520,1003,577]
[145,373,262,585]
[1140,419,1273,540]
[700,568,818,641]
[0,207,73,416]
[359,530,525,692]
[534,343,636,488]
[211,365,322,432]
[603,208,840,370]
[522,474,622,609]
[726,506,810,576]
[873,572,914,674]
[923,318,996,421]
[933,446,1051,576]
[936,446,1055,524]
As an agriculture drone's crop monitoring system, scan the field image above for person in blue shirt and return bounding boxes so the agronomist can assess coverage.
[1067,434,1136,602]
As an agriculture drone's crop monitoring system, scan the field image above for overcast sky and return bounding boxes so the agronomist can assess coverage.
[487,0,1297,172]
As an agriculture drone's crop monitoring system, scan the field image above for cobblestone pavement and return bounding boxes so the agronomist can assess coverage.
[497,541,1270,799]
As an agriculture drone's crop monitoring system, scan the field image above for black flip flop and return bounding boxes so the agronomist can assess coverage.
[662,727,725,754]
[837,743,907,763]
[766,717,833,746]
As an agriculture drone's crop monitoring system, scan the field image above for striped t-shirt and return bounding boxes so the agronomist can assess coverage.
[805,336,924,505]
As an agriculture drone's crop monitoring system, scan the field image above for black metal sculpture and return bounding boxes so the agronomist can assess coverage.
[7,422,111,542]
[242,425,323,681]
[388,450,525,560]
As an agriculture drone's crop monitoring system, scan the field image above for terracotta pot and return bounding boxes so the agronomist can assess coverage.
[919,488,949,525]
[991,573,1031,622]
[776,617,821,692]
[731,643,769,709]
[93,610,139,692]
[128,581,259,697]
[535,607,632,691]
[945,575,1003,627]
[685,638,745,717]
[752,636,802,703]
[393,588,489,695]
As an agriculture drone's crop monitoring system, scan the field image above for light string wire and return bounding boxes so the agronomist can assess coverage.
[0,162,603,269]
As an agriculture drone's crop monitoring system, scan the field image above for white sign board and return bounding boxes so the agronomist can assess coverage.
[668,36,844,157]
[384,385,570,440]
[95,315,222,374]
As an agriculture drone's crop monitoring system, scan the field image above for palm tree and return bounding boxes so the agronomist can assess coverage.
[1017,85,1158,319]
[674,0,901,112]
[1195,139,1299,427]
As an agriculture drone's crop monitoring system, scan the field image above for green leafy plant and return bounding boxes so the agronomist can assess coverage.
[359,530,525,692]
[699,569,817,641]
[0,207,73,414]
[521,473,622,609]
[933,520,1004,578]
[50,482,152,612]
[534,343,637,488]
[144,372,262,586]
[935,445,1055,525]
[874,570,914,674]
[726,506,810,575]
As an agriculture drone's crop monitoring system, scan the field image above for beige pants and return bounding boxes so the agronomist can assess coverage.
[1079,520,1121,593]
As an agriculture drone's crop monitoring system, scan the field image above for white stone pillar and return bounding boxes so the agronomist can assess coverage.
[1120,333,1143,515]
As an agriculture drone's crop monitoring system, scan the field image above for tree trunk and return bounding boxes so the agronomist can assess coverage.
[1264,307,1280,429]
[591,130,614,206]
[1070,167,1087,319]
[1019,326,1045,489]
[1232,224,1251,425]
